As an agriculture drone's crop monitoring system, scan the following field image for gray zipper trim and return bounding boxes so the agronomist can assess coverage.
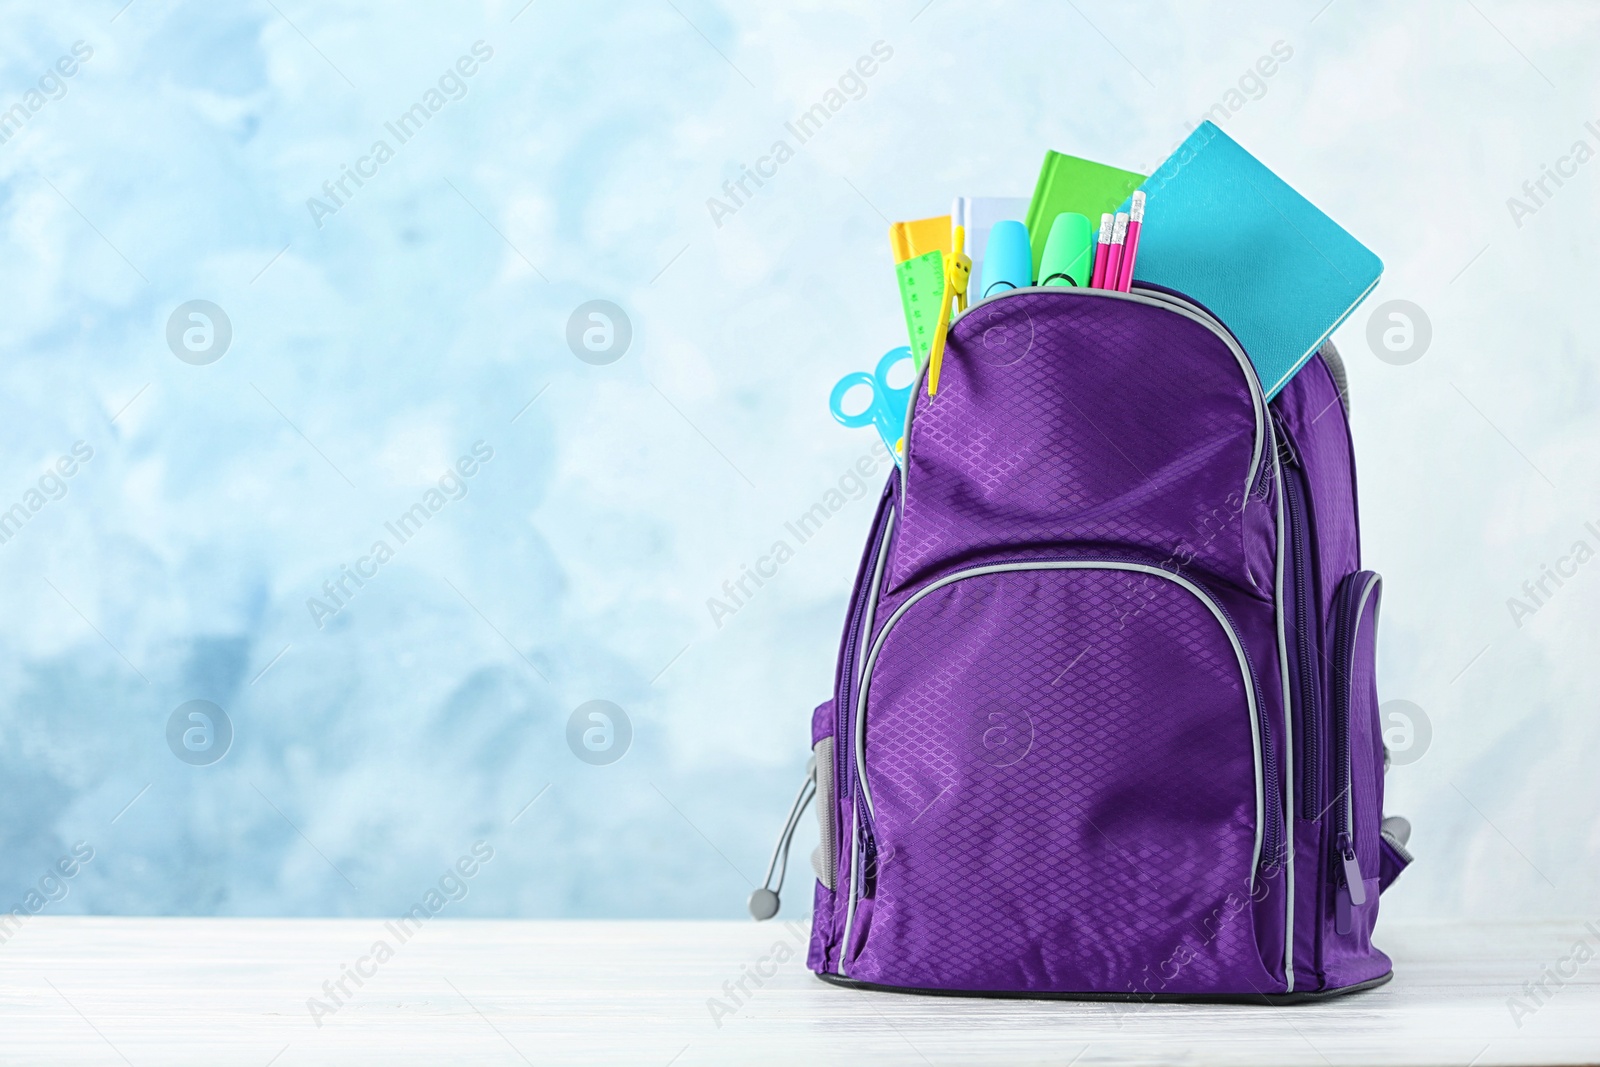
[1271,421,1296,993]
[839,508,895,978]
[850,559,1266,884]
[1343,574,1383,844]
[900,286,1267,508]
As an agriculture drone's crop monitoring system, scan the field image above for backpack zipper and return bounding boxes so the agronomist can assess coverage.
[1274,418,1322,818]
[836,504,895,973]
[1331,572,1381,934]
[836,498,896,819]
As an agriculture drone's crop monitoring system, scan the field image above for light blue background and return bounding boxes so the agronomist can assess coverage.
[0,0,1594,923]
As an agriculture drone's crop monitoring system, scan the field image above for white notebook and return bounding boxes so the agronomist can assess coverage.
[951,196,1029,293]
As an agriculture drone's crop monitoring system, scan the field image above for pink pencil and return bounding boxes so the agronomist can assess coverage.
[1116,191,1146,292]
[1101,212,1128,289]
[1089,213,1114,288]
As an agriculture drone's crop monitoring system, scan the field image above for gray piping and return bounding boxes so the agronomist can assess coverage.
[850,560,1266,880]
[840,508,895,977]
[840,806,860,977]
[1271,421,1296,993]
[1343,574,1383,843]
[857,510,895,683]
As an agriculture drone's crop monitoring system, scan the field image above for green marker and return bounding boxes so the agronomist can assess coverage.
[1039,212,1095,287]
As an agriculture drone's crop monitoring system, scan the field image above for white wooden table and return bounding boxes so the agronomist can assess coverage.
[1,918,1595,1065]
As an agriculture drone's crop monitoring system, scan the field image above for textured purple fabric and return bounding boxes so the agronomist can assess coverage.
[852,567,1272,993]
[807,880,833,973]
[1274,355,1362,603]
[890,294,1272,599]
[1377,836,1411,892]
[811,700,833,747]
[810,290,1394,998]
[1350,581,1383,879]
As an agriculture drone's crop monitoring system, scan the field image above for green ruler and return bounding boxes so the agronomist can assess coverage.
[896,250,946,372]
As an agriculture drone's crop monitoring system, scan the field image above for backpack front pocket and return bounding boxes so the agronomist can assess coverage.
[891,288,1270,595]
[844,560,1280,995]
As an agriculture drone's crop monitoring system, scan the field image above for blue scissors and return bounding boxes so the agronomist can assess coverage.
[830,346,914,461]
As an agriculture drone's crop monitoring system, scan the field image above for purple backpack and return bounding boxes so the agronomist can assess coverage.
[753,284,1413,1001]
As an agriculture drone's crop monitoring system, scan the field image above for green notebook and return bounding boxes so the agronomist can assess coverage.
[1023,151,1146,280]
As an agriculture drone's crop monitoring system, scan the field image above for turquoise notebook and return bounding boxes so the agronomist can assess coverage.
[1126,122,1382,398]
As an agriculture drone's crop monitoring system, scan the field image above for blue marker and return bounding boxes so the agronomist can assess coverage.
[979,219,1032,299]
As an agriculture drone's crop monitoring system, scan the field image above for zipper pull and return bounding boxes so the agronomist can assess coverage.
[1339,833,1367,906]
[1334,832,1366,935]
[748,756,817,921]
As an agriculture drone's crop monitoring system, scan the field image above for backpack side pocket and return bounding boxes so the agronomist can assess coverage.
[1322,570,1389,987]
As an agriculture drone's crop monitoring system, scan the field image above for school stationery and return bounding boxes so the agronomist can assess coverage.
[1101,212,1128,289]
[948,224,972,314]
[829,346,913,461]
[1090,212,1114,288]
[1023,151,1146,281]
[895,250,947,371]
[1124,121,1383,397]
[952,196,1028,289]
[979,220,1031,298]
[889,216,952,264]
[1115,190,1146,292]
[926,226,970,396]
[1039,212,1094,287]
